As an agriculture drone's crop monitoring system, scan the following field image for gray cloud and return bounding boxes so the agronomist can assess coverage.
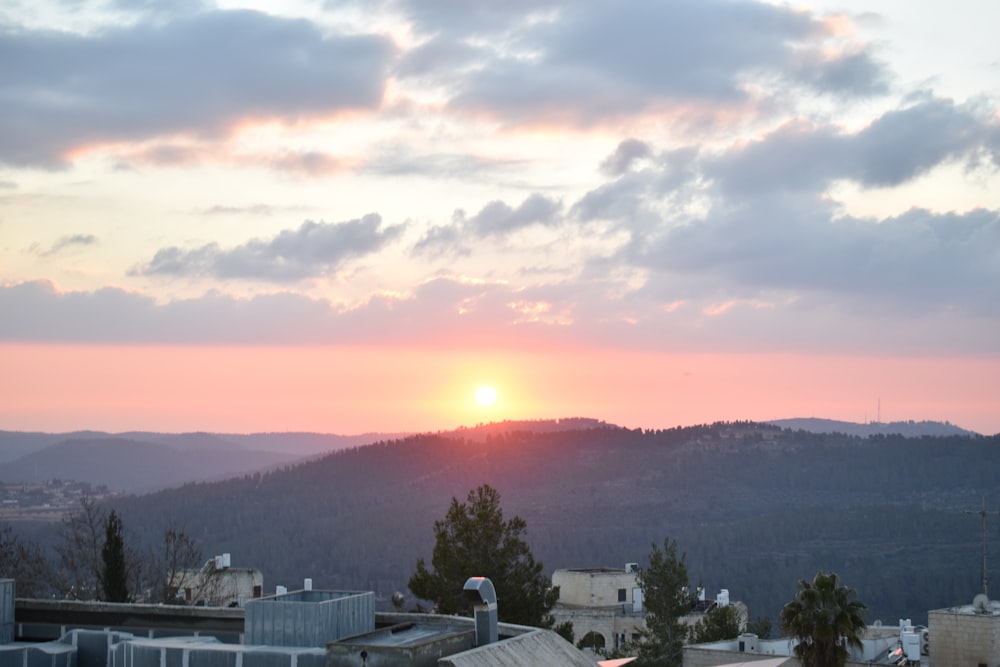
[708,96,1000,195]
[365,149,526,180]
[793,48,890,98]
[0,277,540,346]
[600,139,653,176]
[203,205,277,217]
[411,0,889,123]
[638,196,1000,315]
[133,214,404,281]
[416,194,562,254]
[40,234,98,256]
[0,10,394,167]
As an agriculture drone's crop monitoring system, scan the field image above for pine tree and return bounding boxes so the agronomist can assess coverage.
[100,510,129,602]
[633,538,694,666]
[408,484,557,627]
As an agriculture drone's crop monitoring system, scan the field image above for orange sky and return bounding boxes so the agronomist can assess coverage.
[2,343,996,436]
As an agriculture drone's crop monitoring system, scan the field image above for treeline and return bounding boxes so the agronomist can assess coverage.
[6,423,998,626]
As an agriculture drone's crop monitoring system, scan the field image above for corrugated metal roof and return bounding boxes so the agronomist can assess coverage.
[438,629,597,667]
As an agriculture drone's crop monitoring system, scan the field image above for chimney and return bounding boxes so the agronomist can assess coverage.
[463,577,498,646]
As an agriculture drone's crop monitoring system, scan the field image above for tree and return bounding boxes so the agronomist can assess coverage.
[633,538,694,667]
[101,510,129,602]
[779,571,867,667]
[146,525,204,604]
[408,484,558,628]
[0,522,56,598]
[56,495,106,599]
[689,604,743,644]
[746,615,772,639]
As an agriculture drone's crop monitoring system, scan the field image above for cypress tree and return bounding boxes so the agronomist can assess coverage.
[100,510,129,602]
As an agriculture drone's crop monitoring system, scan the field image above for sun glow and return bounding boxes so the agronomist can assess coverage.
[475,385,497,407]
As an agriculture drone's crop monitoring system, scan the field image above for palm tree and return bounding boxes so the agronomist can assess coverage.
[779,571,867,667]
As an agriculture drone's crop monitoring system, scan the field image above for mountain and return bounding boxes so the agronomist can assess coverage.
[84,420,998,629]
[0,437,296,493]
[0,430,408,491]
[768,418,978,437]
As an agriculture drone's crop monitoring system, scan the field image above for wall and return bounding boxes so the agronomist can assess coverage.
[0,579,13,645]
[929,606,1000,667]
[552,569,639,608]
[244,590,375,647]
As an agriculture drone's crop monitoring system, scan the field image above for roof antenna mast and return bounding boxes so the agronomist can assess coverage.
[964,496,1000,597]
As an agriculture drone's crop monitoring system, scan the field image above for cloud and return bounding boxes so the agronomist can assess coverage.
[0,9,395,167]
[707,96,1000,196]
[39,234,98,256]
[637,197,1000,316]
[365,149,526,181]
[0,277,543,346]
[403,0,889,124]
[415,194,563,254]
[133,214,405,281]
[202,205,277,217]
[600,138,653,176]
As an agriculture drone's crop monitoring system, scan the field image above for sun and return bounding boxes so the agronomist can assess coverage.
[475,385,497,407]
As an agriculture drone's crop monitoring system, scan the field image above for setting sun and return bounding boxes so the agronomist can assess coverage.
[475,385,497,407]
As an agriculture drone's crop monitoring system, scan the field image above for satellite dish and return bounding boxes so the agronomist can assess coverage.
[973,593,989,612]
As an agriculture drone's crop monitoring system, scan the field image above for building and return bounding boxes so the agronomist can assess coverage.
[172,553,263,607]
[2,577,602,667]
[552,564,746,653]
[927,593,1000,666]
[552,565,647,651]
[682,620,920,667]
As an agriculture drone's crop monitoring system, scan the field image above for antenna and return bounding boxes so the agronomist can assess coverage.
[964,496,1000,597]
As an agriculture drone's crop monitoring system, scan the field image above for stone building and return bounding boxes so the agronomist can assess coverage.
[928,593,1000,666]
[172,553,263,607]
[551,565,647,652]
[552,564,746,653]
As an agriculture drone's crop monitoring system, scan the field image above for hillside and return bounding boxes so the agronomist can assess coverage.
[768,418,978,438]
[0,437,296,493]
[0,430,408,492]
[84,421,1000,628]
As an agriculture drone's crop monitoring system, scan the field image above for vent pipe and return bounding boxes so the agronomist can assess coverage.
[463,577,498,646]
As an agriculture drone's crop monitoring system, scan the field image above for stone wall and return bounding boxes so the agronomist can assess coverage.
[929,606,1000,667]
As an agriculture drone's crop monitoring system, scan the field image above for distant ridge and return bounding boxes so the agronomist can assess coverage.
[0,429,409,492]
[768,417,978,437]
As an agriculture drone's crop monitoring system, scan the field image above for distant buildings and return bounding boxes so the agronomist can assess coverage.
[171,553,263,607]
[551,563,746,653]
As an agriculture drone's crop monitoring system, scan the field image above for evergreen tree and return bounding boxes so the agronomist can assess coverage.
[408,484,558,628]
[689,604,743,644]
[633,537,694,667]
[100,510,129,602]
[746,615,773,639]
[779,571,867,667]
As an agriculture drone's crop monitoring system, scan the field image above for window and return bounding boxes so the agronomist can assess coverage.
[618,588,627,602]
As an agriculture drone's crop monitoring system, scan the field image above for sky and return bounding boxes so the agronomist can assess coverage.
[1,0,999,436]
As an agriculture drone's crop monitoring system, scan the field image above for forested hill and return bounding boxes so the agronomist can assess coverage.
[108,422,998,627]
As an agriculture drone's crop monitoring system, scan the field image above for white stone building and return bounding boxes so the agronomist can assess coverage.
[552,564,746,653]
[172,553,263,607]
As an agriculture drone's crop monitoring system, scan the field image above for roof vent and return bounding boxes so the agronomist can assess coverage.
[463,577,498,647]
